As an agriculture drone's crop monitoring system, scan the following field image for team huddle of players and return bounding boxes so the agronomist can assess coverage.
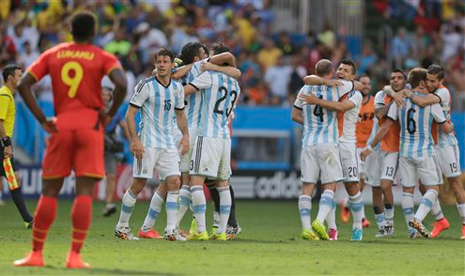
[293,59,465,241]
[113,42,242,242]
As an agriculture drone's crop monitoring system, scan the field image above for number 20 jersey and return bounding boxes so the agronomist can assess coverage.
[27,42,121,129]
[294,81,353,147]
[190,71,240,139]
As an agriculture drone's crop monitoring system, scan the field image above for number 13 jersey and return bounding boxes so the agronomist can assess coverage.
[190,71,240,139]
[27,42,121,129]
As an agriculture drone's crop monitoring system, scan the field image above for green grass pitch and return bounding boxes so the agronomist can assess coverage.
[0,199,463,275]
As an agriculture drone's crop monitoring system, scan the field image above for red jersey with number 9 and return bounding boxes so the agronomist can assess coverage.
[27,42,121,130]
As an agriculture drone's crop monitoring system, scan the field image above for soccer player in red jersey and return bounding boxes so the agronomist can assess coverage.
[14,11,127,269]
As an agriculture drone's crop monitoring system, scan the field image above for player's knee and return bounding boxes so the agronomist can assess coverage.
[166,176,181,191]
[449,177,464,192]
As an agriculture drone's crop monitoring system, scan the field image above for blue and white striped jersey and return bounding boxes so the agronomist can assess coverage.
[130,76,185,149]
[190,71,240,139]
[434,86,458,147]
[366,116,381,150]
[294,80,354,147]
[179,59,206,132]
[387,93,446,158]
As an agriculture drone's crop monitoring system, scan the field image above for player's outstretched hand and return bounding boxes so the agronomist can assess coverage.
[178,135,189,155]
[42,117,57,133]
[131,139,145,160]
[299,93,318,105]
[360,148,371,162]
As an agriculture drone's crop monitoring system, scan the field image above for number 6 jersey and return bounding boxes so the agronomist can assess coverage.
[189,71,240,139]
[387,93,446,158]
[27,42,122,129]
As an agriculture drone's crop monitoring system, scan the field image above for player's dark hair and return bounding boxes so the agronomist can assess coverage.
[154,48,175,62]
[211,43,231,55]
[357,74,370,81]
[392,69,407,80]
[407,67,427,88]
[2,64,21,82]
[179,42,202,64]
[341,59,356,75]
[201,44,209,58]
[427,64,445,80]
[315,59,333,77]
[71,11,96,42]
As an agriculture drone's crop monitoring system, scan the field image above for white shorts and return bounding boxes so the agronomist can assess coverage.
[340,142,359,183]
[436,144,461,178]
[365,151,398,187]
[190,136,231,180]
[301,143,344,184]
[356,147,366,178]
[180,134,196,173]
[399,156,443,188]
[133,147,180,179]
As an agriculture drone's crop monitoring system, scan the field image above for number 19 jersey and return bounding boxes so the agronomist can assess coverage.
[294,80,353,147]
[190,71,240,139]
[27,42,121,130]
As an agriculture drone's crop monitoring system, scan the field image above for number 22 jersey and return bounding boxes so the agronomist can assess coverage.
[27,42,122,130]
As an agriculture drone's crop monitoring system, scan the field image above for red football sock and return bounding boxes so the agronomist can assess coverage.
[32,196,58,252]
[71,195,92,253]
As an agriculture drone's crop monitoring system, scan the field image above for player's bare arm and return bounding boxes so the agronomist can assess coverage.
[18,74,57,133]
[125,105,144,160]
[201,62,241,78]
[183,83,198,96]
[171,64,193,80]
[291,106,304,125]
[0,119,12,158]
[208,52,237,67]
[374,102,393,120]
[106,69,127,118]
[299,94,355,112]
[383,85,406,107]
[439,120,454,134]
[407,92,441,107]
[175,109,189,155]
[360,118,393,161]
[302,75,342,87]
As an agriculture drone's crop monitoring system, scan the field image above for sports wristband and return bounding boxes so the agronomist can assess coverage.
[1,136,11,147]
[367,145,374,152]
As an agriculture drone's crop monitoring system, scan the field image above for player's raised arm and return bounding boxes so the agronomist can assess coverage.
[207,51,237,67]
[303,75,342,87]
[183,71,212,96]
[106,69,127,118]
[171,64,193,80]
[201,62,241,79]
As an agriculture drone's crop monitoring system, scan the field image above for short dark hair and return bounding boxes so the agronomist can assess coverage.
[392,69,407,80]
[71,11,96,41]
[211,43,231,55]
[427,64,445,80]
[357,74,370,81]
[341,59,356,75]
[2,64,21,82]
[315,59,333,77]
[154,48,175,62]
[408,67,427,88]
[201,44,209,58]
[179,42,202,64]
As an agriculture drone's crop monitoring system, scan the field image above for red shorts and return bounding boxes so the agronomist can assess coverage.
[42,128,104,179]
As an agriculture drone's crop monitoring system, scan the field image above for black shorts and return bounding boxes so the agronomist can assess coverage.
[0,146,17,177]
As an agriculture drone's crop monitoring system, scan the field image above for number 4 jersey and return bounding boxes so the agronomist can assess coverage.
[189,71,240,139]
[27,42,122,130]
[294,80,354,147]
[387,94,446,158]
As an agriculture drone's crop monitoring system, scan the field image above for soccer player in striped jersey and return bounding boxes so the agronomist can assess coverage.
[385,68,453,237]
[183,44,241,241]
[299,59,365,241]
[360,70,407,237]
[115,48,189,241]
[340,74,374,228]
[400,64,465,239]
[292,59,356,240]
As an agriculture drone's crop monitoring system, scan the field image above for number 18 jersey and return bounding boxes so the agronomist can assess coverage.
[27,42,121,130]
[190,71,240,139]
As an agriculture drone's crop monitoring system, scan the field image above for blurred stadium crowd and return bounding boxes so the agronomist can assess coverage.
[0,0,464,109]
